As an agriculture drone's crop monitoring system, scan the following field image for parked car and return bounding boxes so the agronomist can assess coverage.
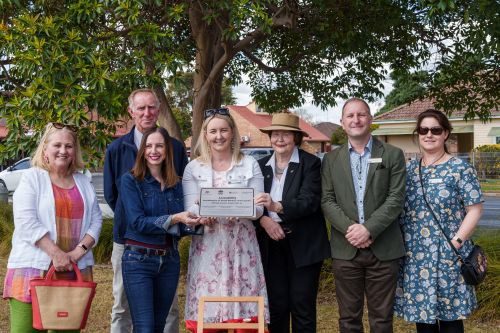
[241,148,274,161]
[0,157,92,193]
[0,158,31,192]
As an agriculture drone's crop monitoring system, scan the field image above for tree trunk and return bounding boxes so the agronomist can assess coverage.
[154,85,184,144]
[144,43,184,144]
[189,1,227,156]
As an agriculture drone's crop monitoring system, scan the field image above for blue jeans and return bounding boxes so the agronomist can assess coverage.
[122,247,180,333]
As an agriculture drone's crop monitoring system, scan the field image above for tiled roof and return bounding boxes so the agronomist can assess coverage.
[314,122,341,138]
[227,105,330,142]
[374,99,500,122]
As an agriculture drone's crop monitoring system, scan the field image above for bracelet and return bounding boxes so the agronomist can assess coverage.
[452,236,463,244]
[77,243,88,253]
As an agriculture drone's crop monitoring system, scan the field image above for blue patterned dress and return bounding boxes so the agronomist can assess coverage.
[394,157,483,323]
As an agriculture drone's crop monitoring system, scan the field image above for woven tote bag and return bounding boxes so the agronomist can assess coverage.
[30,262,97,330]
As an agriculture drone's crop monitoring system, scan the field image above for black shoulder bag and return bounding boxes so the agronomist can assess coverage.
[418,159,487,286]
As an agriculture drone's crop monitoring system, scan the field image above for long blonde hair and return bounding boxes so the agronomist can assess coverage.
[31,123,85,174]
[194,114,243,164]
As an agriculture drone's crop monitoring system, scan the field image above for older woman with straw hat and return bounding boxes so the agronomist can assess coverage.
[255,112,330,333]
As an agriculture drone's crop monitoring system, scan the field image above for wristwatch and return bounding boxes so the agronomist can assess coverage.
[77,243,88,253]
[452,236,463,244]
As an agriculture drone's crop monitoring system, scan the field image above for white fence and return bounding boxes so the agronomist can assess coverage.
[404,152,500,180]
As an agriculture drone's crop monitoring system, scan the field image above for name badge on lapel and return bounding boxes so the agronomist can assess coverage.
[429,178,443,184]
[368,158,382,164]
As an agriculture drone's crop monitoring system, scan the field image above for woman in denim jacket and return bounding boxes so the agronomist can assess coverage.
[182,108,269,328]
[120,127,200,333]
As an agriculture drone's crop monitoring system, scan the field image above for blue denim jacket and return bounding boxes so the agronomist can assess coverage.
[120,172,184,246]
[103,126,188,244]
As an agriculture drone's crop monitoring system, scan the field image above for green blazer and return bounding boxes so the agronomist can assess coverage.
[321,137,406,261]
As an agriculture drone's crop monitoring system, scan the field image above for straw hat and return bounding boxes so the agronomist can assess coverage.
[259,113,309,136]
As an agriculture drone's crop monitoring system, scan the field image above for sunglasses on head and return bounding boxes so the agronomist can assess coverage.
[51,122,78,132]
[203,108,230,119]
[417,126,444,135]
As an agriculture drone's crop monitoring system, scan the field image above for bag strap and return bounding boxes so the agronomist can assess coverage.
[45,262,84,281]
[418,158,464,263]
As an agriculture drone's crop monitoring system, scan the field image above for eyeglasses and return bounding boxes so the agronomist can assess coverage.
[204,108,230,119]
[417,126,444,136]
[51,122,78,132]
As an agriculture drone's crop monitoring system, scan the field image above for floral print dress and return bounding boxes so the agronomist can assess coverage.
[394,157,483,323]
[184,169,269,323]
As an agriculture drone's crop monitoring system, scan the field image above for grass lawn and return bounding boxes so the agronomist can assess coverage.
[0,205,498,332]
[481,179,500,192]
[1,258,499,333]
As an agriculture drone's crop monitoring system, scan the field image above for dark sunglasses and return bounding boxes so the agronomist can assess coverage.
[417,126,444,136]
[51,122,78,132]
[204,108,230,119]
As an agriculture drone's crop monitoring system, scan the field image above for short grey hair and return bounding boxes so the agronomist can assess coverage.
[128,88,160,109]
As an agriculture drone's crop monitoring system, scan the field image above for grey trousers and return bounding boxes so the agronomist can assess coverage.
[111,242,180,333]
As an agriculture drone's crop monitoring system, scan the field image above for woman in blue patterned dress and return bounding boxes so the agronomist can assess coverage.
[394,109,483,333]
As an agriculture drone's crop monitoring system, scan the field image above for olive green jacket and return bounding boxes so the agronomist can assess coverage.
[321,138,406,261]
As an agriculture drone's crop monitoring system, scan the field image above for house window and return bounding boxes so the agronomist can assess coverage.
[496,137,500,144]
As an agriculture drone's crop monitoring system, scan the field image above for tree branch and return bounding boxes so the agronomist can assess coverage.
[1,64,23,89]
[0,58,13,66]
[0,90,14,97]
[233,1,298,52]
[241,48,305,74]
[97,4,172,41]
[413,24,458,56]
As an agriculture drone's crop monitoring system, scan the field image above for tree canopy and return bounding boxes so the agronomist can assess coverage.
[376,70,430,116]
[0,0,498,164]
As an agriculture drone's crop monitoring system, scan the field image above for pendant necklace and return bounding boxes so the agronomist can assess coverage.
[423,151,446,167]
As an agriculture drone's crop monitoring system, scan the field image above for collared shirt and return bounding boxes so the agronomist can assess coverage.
[348,136,372,224]
[265,146,300,222]
[133,127,144,149]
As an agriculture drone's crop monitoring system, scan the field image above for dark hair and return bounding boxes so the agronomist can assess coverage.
[131,127,179,188]
[414,109,453,153]
[267,131,304,146]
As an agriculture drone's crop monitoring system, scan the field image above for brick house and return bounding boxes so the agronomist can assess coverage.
[372,99,500,153]
[187,102,331,154]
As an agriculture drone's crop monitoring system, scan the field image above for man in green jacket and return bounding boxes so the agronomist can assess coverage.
[321,98,406,333]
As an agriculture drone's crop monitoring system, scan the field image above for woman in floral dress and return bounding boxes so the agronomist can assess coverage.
[394,109,483,333]
[182,108,269,327]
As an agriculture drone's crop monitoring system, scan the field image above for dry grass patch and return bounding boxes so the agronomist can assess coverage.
[1,258,499,332]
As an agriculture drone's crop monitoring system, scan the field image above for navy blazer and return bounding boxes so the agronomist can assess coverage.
[256,149,331,269]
